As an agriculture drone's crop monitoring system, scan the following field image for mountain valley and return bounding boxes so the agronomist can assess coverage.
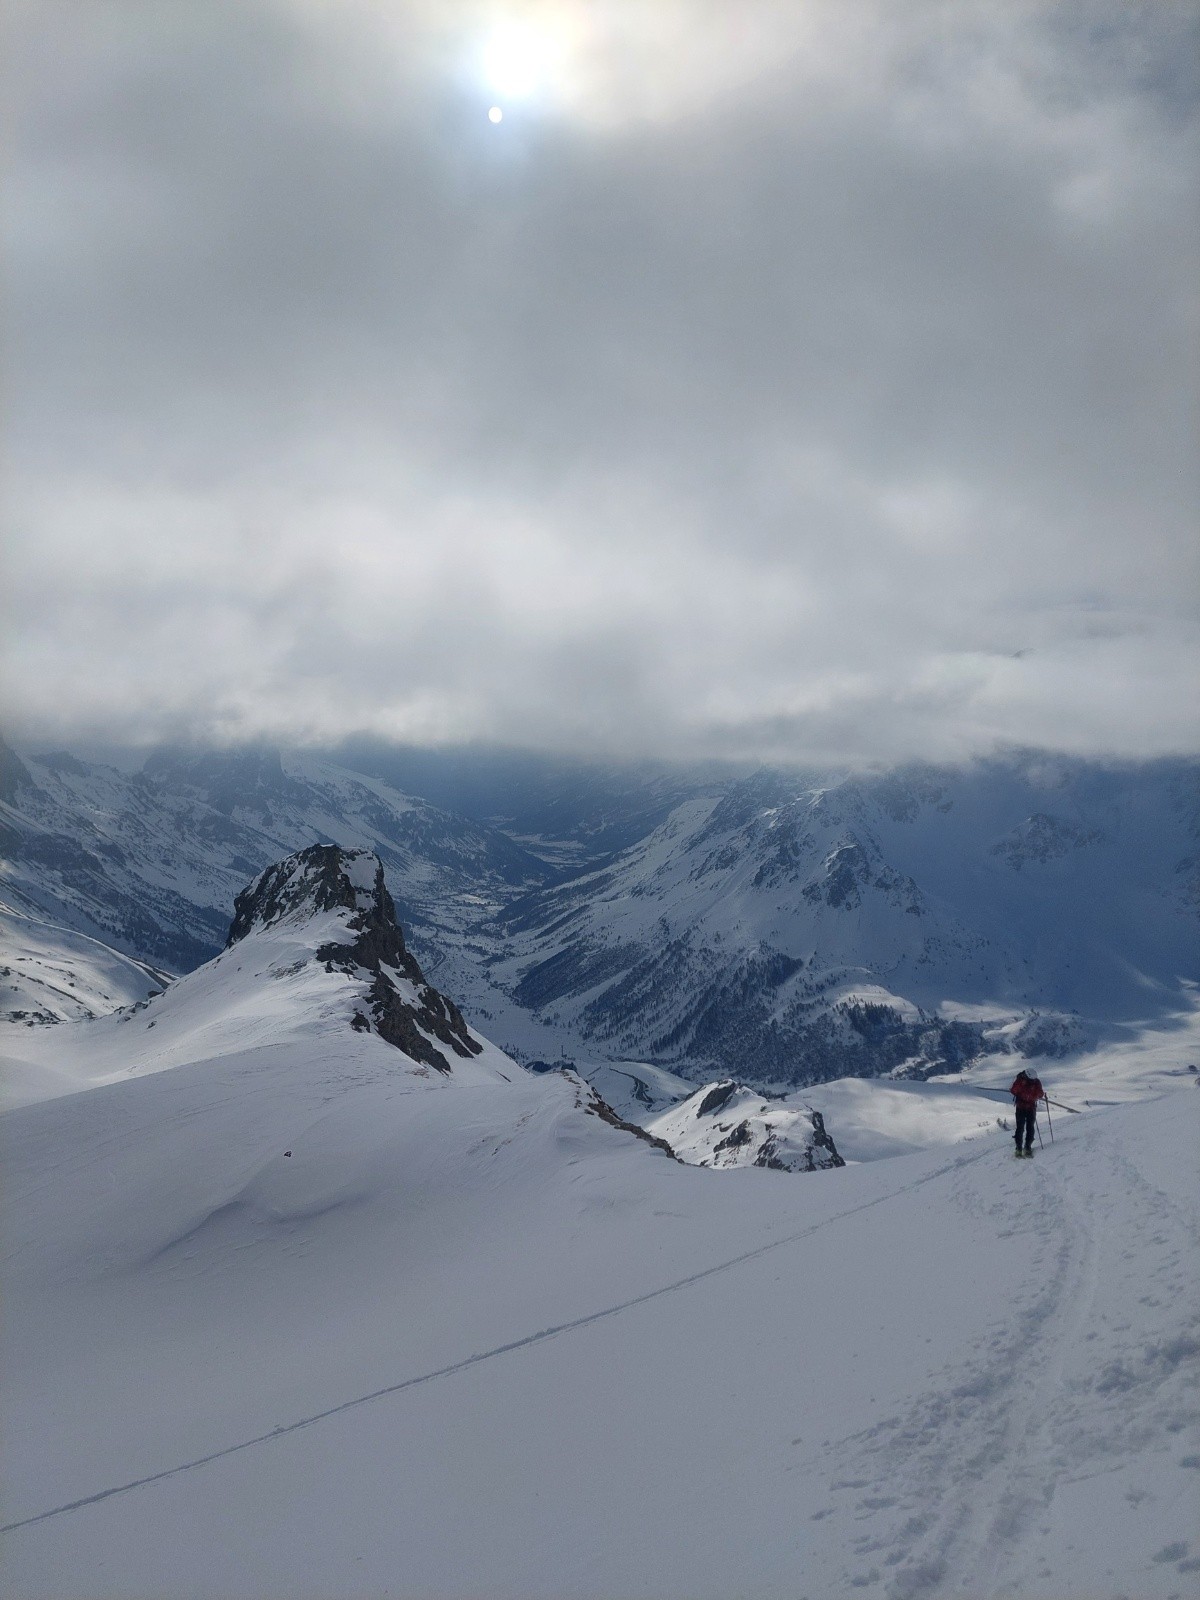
[4,737,1195,1092]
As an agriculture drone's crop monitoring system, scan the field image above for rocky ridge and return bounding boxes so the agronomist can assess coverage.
[228,845,483,1074]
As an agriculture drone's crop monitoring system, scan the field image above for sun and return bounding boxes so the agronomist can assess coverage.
[478,18,565,109]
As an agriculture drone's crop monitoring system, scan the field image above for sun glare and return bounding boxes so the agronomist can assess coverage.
[479,20,563,105]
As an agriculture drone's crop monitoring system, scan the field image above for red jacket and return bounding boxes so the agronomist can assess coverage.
[1011,1072,1044,1109]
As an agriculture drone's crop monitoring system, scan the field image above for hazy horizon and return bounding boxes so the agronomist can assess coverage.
[7,728,1196,792]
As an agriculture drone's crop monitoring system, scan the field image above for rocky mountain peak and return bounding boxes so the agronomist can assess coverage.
[226,845,483,1074]
[226,845,393,949]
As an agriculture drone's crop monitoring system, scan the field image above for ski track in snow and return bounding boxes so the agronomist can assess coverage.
[1,1140,1000,1538]
[819,1113,1200,1598]
[825,1157,1103,1597]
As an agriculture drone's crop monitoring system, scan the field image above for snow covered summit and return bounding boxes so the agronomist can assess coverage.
[648,1078,845,1171]
[1,844,514,1109]
[225,841,390,944]
[226,845,483,1074]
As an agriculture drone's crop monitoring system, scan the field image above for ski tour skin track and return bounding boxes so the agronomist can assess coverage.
[8,1089,1197,1600]
[1,1140,997,1537]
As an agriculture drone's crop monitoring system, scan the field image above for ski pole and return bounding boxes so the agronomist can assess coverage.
[1036,1116,1044,1150]
[1044,1099,1054,1143]
[1045,1097,1080,1114]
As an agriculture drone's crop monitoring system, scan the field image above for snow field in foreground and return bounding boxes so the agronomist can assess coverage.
[3,1026,1198,1600]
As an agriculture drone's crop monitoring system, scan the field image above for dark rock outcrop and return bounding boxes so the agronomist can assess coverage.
[805,1109,842,1168]
[0,737,32,804]
[227,845,483,1074]
[696,1080,740,1117]
[226,844,367,945]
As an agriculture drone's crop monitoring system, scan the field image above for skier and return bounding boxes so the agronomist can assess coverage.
[1010,1066,1045,1158]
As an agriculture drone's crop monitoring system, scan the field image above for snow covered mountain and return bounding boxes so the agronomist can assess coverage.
[0,739,548,1019]
[647,1078,844,1171]
[3,736,1196,1092]
[1,844,522,1111]
[0,901,167,1024]
[476,757,1199,1085]
[223,844,492,1075]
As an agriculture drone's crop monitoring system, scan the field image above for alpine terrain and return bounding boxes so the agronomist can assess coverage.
[2,738,1196,1094]
[1,837,1197,1598]
[2,832,1200,1593]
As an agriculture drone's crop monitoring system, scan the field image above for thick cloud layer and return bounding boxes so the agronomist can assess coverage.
[5,0,1198,762]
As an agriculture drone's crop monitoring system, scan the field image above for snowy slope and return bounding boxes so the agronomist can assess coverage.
[0,844,515,1111]
[0,900,166,1025]
[3,1024,1196,1598]
[559,1056,696,1121]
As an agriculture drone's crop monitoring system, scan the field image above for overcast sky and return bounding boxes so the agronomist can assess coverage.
[4,0,1198,765]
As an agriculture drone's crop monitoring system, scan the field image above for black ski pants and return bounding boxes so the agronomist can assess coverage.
[1014,1104,1037,1151]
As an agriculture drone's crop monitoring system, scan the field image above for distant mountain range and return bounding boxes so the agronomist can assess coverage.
[2,735,1196,1087]
[0,739,546,978]
[480,756,1198,1083]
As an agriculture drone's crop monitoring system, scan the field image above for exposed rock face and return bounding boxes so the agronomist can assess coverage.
[696,1080,741,1118]
[0,736,32,804]
[648,1080,845,1173]
[144,745,303,819]
[989,813,1105,870]
[228,845,482,1074]
[226,843,368,944]
[800,836,923,916]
